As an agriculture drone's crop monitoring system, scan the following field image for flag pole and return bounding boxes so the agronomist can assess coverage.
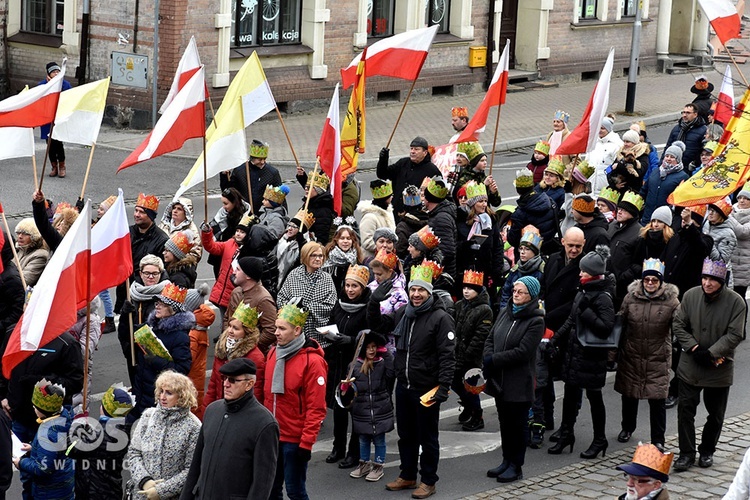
[244,161,254,214]
[489,105,503,177]
[37,122,55,192]
[0,206,28,291]
[82,209,92,413]
[31,155,38,189]
[203,134,209,222]
[79,144,97,200]
[126,278,136,366]
[385,79,418,149]
[303,158,320,215]
[207,95,218,126]
[726,50,749,87]
[274,107,302,170]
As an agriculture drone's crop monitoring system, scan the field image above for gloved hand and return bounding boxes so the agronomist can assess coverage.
[692,347,714,367]
[379,147,389,161]
[431,385,449,403]
[332,334,352,346]
[120,300,136,315]
[200,221,211,233]
[482,355,494,375]
[296,447,312,463]
[446,171,458,186]
[75,198,85,213]
[371,279,394,303]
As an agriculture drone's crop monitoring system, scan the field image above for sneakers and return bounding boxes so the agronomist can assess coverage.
[529,423,545,449]
[349,460,372,478]
[411,483,436,499]
[458,406,472,424]
[385,477,418,491]
[366,463,384,482]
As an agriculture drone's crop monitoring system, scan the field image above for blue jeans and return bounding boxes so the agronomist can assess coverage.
[99,289,114,317]
[270,442,309,500]
[13,420,36,500]
[359,433,386,464]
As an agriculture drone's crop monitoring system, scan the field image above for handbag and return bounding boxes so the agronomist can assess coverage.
[577,313,624,349]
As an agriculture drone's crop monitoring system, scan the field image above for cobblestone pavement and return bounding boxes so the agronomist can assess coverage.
[463,412,750,499]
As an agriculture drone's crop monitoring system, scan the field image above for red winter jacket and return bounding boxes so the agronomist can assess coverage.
[203,344,266,410]
[201,230,239,307]
[263,338,328,450]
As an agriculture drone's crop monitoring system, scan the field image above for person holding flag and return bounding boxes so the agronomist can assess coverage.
[220,139,284,214]
[39,61,71,178]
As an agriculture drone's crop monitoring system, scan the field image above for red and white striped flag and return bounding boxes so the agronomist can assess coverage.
[317,84,342,214]
[555,49,615,156]
[0,59,66,128]
[341,26,437,89]
[454,40,510,144]
[715,65,735,128]
[160,36,208,113]
[119,67,206,171]
[697,0,741,47]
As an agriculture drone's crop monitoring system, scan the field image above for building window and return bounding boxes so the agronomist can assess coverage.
[368,0,394,37]
[622,0,637,17]
[579,0,598,19]
[231,0,302,47]
[426,0,450,33]
[23,0,64,35]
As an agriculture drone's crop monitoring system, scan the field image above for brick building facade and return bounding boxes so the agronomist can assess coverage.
[0,0,709,128]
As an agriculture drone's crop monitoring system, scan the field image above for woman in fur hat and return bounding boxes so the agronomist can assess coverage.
[14,218,49,287]
[159,197,203,262]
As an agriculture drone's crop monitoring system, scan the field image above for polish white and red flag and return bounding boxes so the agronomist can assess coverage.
[697,0,741,47]
[556,48,615,156]
[317,83,342,214]
[341,25,438,88]
[119,67,206,171]
[714,65,735,128]
[160,36,209,113]
[454,40,510,144]
[3,190,132,377]
[0,59,66,128]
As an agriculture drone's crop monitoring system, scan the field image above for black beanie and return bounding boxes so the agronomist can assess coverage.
[238,256,263,281]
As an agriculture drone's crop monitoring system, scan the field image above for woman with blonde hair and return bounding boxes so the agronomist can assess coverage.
[322,225,363,294]
[14,218,49,287]
[126,370,201,500]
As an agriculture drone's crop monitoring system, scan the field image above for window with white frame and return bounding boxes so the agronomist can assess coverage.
[231,0,302,47]
[579,0,598,20]
[22,0,64,35]
[368,0,394,38]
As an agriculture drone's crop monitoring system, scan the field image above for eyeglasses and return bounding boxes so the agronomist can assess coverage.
[141,271,160,278]
[221,376,252,384]
[623,473,655,484]
[642,277,661,284]
[512,289,529,296]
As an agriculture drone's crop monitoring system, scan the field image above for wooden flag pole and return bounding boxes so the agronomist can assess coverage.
[126,278,136,366]
[0,208,28,291]
[82,214,92,412]
[79,144,97,200]
[726,50,750,88]
[275,106,302,170]
[31,155,38,189]
[385,78,419,149]
[37,122,55,192]
[303,158,320,215]
[244,161,254,214]
[489,105,503,177]
[207,95,218,126]
[203,134,209,222]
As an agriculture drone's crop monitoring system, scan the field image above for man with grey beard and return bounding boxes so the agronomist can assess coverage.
[616,443,672,500]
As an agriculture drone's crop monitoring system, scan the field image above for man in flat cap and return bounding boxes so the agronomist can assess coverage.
[616,443,673,500]
[181,358,279,500]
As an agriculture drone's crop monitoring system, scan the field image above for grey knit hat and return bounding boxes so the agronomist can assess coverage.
[579,245,610,276]
[664,141,686,164]
[183,283,210,313]
[373,227,398,243]
[650,206,673,226]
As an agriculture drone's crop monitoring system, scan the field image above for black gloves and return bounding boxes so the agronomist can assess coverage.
[371,279,394,303]
[577,294,590,311]
[692,347,714,367]
[120,300,136,315]
[432,386,449,403]
[379,147,389,161]
[446,171,458,186]
[482,355,494,375]
[75,198,85,213]
[296,447,312,463]
[332,334,352,346]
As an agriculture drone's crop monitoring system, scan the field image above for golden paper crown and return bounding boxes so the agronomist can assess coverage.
[32,378,65,414]
[345,264,370,287]
[410,264,434,285]
[136,193,160,212]
[416,225,441,251]
[534,141,551,155]
[101,384,134,417]
[598,187,621,206]
[710,196,732,218]
[100,195,118,210]
[514,168,534,189]
[167,231,193,257]
[463,269,484,287]
[278,301,309,328]
[306,171,331,191]
[573,160,594,181]
[572,195,596,214]
[249,140,269,158]
[554,110,570,123]
[373,248,399,270]
[55,202,72,215]
[264,184,287,204]
[371,180,393,199]
[642,258,665,276]
[451,106,469,118]
[232,302,260,330]
[465,181,488,201]
[688,204,707,217]
[545,156,566,179]
[237,214,254,230]
[421,259,443,279]
[620,191,645,212]
[292,209,316,231]
[456,141,484,162]
[160,283,187,305]
[426,176,449,200]
[631,443,674,479]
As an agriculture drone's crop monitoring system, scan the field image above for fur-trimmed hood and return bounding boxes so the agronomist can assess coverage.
[14,218,44,248]
[215,327,260,360]
[52,207,79,237]
[147,310,196,332]
[166,252,199,274]
[160,197,195,230]
[627,279,679,301]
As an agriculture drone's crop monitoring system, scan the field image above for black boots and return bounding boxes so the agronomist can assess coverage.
[458,406,472,424]
[529,423,545,449]
[486,460,509,478]
[496,463,523,483]
[326,448,344,464]
[580,436,608,459]
[547,426,575,454]
[462,409,484,431]
[102,317,116,334]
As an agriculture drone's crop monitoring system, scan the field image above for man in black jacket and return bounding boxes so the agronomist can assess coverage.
[423,177,457,279]
[377,137,440,220]
[181,358,279,499]
[608,192,644,308]
[220,139,283,214]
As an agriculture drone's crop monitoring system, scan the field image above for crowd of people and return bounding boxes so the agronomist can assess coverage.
[0,76,749,500]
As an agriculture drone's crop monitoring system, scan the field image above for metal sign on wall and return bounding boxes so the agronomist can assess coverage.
[111,52,149,88]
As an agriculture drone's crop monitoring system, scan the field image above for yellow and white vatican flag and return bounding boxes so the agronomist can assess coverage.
[51,77,110,146]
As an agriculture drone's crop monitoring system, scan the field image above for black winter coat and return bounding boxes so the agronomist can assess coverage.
[427,200,458,278]
[71,417,131,500]
[0,238,23,341]
[5,332,83,428]
[304,192,335,245]
[542,252,582,332]
[456,215,505,287]
[553,276,616,389]
[32,199,63,251]
[577,213,611,255]
[220,161,283,214]
[454,289,493,375]
[377,153,440,218]
[350,355,395,436]
[508,191,558,248]
[483,301,545,402]
[608,218,643,300]
[662,223,713,299]
[664,116,708,169]
[238,224,280,297]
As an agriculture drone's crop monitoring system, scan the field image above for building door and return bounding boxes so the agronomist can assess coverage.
[499,0,519,68]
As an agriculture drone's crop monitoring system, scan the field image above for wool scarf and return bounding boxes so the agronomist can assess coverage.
[271,334,306,394]
[394,296,434,350]
[659,161,683,180]
[129,280,169,302]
